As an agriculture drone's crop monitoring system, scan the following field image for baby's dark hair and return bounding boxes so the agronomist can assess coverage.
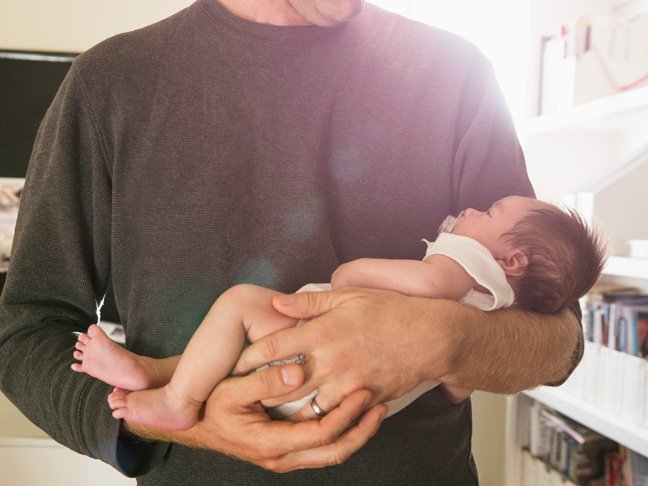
[503,205,607,314]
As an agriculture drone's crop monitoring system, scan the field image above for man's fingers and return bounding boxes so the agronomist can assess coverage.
[263,402,388,473]
[222,364,305,406]
[256,389,379,456]
[235,288,368,374]
[234,325,311,374]
[271,289,342,319]
[270,384,342,422]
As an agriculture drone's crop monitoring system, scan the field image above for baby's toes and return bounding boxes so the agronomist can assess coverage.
[87,324,103,338]
[108,391,128,410]
[112,408,129,419]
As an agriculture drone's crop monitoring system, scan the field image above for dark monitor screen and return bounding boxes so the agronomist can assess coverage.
[0,50,77,178]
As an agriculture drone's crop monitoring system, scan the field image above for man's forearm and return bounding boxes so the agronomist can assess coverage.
[438,303,582,393]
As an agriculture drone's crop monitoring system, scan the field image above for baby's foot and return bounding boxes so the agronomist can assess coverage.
[108,386,201,431]
[71,324,153,391]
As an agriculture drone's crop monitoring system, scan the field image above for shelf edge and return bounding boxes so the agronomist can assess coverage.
[523,85,648,135]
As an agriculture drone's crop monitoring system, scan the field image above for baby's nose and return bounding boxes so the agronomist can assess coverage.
[463,208,479,217]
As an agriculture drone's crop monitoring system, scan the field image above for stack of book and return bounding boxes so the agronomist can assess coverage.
[555,284,648,426]
[583,284,648,356]
[523,403,648,485]
[527,402,617,484]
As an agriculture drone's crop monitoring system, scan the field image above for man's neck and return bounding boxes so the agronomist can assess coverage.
[216,0,312,26]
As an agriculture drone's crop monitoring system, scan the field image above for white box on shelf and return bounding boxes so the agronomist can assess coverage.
[597,346,617,412]
[620,354,646,424]
[644,364,648,428]
[628,240,648,258]
[541,48,619,114]
[584,342,601,403]
[561,352,586,397]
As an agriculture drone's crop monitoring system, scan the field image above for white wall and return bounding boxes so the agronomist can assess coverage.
[0,393,135,485]
[0,392,46,438]
[0,0,193,52]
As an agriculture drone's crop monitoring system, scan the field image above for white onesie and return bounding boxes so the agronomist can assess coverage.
[423,232,515,311]
[268,233,515,419]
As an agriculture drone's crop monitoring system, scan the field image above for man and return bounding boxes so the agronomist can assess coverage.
[0,0,582,484]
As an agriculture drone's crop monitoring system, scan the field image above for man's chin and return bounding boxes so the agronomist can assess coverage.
[312,0,365,26]
[330,0,365,22]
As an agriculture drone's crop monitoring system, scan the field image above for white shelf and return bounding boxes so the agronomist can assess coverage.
[523,85,648,135]
[603,255,648,279]
[524,387,648,458]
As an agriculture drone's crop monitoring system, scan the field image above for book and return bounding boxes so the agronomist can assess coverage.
[614,303,648,356]
[530,405,618,484]
[620,446,648,486]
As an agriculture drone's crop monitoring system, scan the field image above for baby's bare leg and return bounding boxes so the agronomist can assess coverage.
[72,324,180,390]
[109,284,299,430]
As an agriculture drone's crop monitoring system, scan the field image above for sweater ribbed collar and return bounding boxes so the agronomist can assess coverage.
[197,0,351,43]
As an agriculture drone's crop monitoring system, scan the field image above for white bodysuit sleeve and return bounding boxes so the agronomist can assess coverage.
[424,232,515,311]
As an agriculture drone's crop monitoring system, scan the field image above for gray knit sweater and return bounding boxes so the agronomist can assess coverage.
[1,1,550,484]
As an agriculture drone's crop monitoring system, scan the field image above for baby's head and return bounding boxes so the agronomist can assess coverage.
[450,196,607,313]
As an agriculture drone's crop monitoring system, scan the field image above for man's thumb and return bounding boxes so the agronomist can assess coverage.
[236,364,304,404]
[272,290,335,318]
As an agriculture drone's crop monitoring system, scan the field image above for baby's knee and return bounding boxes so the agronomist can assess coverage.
[219,283,265,306]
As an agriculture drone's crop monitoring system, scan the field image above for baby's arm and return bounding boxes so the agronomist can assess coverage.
[331,256,475,300]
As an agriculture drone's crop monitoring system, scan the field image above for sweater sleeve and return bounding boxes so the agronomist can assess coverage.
[450,51,584,381]
[0,64,168,476]
[451,52,535,213]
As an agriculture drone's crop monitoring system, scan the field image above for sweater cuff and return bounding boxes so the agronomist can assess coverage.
[81,378,170,478]
[544,301,584,387]
[115,421,171,477]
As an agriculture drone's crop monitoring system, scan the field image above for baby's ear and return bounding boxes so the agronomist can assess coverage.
[498,250,528,278]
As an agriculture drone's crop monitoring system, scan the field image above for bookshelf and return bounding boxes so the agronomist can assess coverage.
[506,259,648,485]
[521,0,648,214]
[506,1,648,483]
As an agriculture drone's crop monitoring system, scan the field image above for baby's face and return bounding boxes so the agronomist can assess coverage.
[450,196,544,258]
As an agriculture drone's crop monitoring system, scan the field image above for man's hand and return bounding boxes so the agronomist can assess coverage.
[126,363,387,473]
[233,288,462,416]
[233,287,582,418]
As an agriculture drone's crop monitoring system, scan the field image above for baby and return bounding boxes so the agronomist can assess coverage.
[72,196,606,430]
